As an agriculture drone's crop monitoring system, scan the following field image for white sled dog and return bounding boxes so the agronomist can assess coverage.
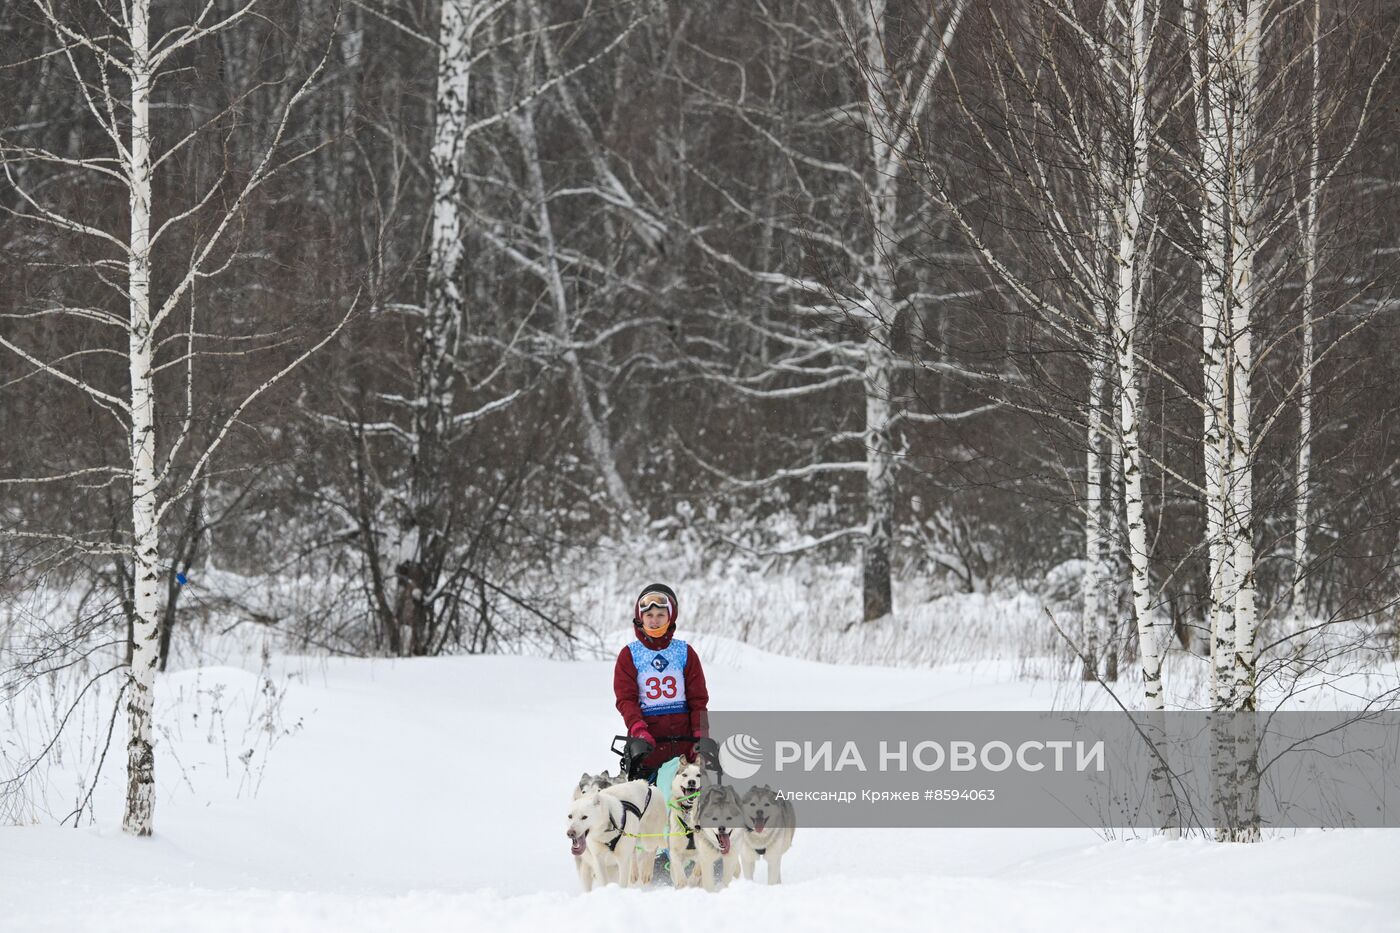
[738,784,796,884]
[571,772,619,889]
[685,785,747,891]
[567,779,667,891]
[666,758,714,888]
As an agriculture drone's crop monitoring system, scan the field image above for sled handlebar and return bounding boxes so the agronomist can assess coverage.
[612,734,723,783]
[610,734,699,757]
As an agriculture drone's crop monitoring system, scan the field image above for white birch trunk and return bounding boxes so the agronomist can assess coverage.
[863,332,897,622]
[1196,0,1265,843]
[1205,297,1234,711]
[1225,1,1264,843]
[392,0,477,655]
[1226,0,1263,714]
[1080,129,1117,680]
[1109,0,1178,834]
[862,127,897,624]
[123,0,161,837]
[425,1,473,355]
[1293,0,1321,615]
[1113,286,1159,702]
[856,0,899,623]
[1197,0,1236,711]
[1111,0,1165,714]
[1106,416,1125,683]
[1081,335,1109,681]
[1200,0,1239,840]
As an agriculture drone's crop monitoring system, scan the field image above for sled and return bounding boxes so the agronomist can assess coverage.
[609,734,721,887]
[609,733,722,784]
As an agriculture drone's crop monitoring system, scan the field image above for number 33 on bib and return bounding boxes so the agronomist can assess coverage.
[627,639,689,716]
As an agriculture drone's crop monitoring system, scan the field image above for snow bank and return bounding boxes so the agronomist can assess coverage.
[3,643,1399,931]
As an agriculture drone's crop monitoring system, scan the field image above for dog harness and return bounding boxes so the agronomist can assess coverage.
[670,794,698,851]
[604,786,653,852]
[628,638,689,716]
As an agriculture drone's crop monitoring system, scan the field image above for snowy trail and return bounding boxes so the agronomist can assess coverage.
[4,634,1399,932]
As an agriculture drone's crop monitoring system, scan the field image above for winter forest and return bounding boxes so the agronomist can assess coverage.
[2,0,1400,927]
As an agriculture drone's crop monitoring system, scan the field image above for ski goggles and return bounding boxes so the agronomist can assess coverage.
[637,593,672,614]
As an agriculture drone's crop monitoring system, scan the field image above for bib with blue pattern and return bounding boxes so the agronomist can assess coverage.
[629,638,689,717]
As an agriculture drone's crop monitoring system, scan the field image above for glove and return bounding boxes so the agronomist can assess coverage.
[623,726,655,781]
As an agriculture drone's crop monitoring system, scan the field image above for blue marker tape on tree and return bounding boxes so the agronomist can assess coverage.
[175,572,187,586]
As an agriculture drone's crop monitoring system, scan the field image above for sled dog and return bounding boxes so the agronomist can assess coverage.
[573,771,616,800]
[686,785,746,891]
[738,784,796,884]
[571,771,620,888]
[566,779,667,891]
[666,758,714,888]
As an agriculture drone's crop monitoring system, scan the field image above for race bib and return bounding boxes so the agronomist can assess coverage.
[629,638,689,717]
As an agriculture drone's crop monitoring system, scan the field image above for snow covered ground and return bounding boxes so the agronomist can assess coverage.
[4,633,1399,932]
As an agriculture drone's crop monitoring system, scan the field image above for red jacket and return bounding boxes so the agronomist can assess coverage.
[614,625,709,768]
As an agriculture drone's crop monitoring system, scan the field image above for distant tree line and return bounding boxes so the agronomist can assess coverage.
[1,0,1398,835]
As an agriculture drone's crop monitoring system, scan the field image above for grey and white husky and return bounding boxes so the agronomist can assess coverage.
[686,784,747,891]
[666,758,714,888]
[573,770,616,800]
[737,784,796,884]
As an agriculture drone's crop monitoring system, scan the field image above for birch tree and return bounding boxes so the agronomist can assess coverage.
[898,0,1183,832]
[1191,0,1275,726]
[1188,0,1395,840]
[390,0,511,655]
[312,0,518,656]
[903,0,1179,698]
[678,0,975,623]
[1198,0,1262,819]
[1108,0,1167,711]
[1080,336,1110,682]
[487,0,672,520]
[0,0,346,835]
[1290,0,1322,617]
[313,0,646,654]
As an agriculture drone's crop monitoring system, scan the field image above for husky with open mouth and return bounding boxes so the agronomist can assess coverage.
[688,784,747,891]
[666,758,714,887]
[571,771,620,889]
[737,784,796,884]
[566,779,667,891]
